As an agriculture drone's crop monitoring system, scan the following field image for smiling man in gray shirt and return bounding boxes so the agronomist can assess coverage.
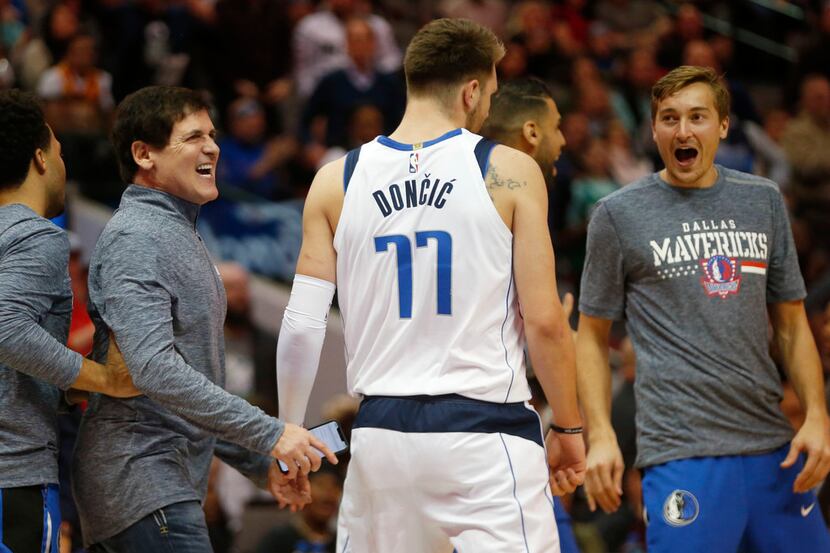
[72,86,335,552]
[0,90,138,553]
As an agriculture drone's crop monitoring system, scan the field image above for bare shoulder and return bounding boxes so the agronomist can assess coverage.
[485,144,545,202]
[310,156,347,194]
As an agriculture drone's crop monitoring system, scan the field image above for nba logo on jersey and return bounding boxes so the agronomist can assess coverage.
[409,152,419,173]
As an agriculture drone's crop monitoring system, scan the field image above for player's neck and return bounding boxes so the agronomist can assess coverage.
[0,178,48,217]
[388,98,464,144]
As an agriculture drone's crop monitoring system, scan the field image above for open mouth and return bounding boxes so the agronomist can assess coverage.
[674,146,698,167]
[196,163,213,177]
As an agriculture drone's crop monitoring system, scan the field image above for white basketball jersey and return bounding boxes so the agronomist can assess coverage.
[333,129,530,403]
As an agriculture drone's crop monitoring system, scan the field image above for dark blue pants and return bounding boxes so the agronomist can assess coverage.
[90,501,212,553]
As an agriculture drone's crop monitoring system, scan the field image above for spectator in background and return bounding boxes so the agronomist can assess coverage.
[17,1,80,91]
[318,103,385,168]
[293,0,401,98]
[438,0,508,39]
[213,0,293,126]
[551,0,591,51]
[611,47,661,149]
[301,17,404,151]
[509,0,571,82]
[218,97,296,201]
[606,120,652,185]
[254,467,342,553]
[792,3,830,97]
[593,0,668,51]
[37,32,114,134]
[497,35,529,82]
[781,74,830,247]
[656,3,704,70]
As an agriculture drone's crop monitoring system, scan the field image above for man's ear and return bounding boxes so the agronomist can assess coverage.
[462,78,481,112]
[32,148,48,175]
[719,115,730,140]
[131,141,154,171]
[522,120,540,147]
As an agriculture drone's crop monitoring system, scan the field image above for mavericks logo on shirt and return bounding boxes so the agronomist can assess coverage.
[662,489,700,527]
[649,219,769,298]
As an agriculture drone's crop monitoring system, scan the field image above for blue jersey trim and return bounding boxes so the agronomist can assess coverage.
[500,434,531,553]
[353,394,544,447]
[474,137,498,179]
[343,147,362,191]
[377,128,463,151]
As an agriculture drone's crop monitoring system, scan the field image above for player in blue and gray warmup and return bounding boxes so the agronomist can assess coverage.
[70,86,335,552]
[0,90,139,553]
[577,65,830,552]
[481,77,580,553]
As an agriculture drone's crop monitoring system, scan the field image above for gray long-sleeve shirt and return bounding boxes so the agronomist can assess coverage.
[0,204,83,488]
[72,185,282,544]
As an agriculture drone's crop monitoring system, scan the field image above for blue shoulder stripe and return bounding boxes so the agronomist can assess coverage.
[474,137,498,179]
[343,146,362,192]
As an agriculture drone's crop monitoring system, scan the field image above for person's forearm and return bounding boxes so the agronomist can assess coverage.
[130,348,284,455]
[527,322,582,428]
[776,311,828,419]
[0,311,82,390]
[576,330,615,443]
[214,439,273,488]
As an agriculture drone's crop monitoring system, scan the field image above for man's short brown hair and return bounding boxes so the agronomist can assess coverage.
[651,65,730,121]
[404,18,505,102]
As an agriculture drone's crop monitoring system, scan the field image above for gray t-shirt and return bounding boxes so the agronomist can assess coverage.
[72,186,283,544]
[580,166,804,468]
[0,204,82,487]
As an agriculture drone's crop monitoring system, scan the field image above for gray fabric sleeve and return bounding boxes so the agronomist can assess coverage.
[766,187,806,303]
[213,440,272,488]
[579,202,626,320]
[0,223,82,389]
[97,235,284,455]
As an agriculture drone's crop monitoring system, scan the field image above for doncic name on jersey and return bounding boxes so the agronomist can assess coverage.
[648,218,769,299]
[372,172,456,218]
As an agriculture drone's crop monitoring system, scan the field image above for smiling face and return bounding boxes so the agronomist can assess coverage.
[652,82,728,189]
[142,109,220,205]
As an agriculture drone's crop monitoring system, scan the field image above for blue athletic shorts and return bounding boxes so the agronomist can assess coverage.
[0,484,61,553]
[643,444,830,552]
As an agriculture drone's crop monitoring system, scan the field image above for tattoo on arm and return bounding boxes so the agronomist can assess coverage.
[485,164,527,201]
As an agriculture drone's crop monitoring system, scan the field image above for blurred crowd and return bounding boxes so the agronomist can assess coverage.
[4,0,830,551]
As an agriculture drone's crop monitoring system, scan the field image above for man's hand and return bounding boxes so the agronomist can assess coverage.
[268,462,312,512]
[103,335,141,398]
[546,430,586,496]
[781,412,830,493]
[584,433,624,513]
[271,423,338,479]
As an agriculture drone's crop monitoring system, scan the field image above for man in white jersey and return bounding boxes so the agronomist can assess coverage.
[276,18,585,552]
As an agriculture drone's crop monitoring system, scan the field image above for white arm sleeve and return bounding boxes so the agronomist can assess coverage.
[276,274,336,424]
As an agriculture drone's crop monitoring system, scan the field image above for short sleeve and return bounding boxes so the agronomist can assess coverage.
[766,187,806,303]
[579,202,626,320]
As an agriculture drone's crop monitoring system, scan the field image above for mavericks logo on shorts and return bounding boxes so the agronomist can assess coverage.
[662,490,699,527]
[700,255,740,298]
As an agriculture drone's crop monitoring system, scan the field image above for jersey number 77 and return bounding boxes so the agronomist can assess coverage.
[374,230,452,319]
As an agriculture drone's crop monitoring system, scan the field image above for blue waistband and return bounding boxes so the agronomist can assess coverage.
[353,394,544,447]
